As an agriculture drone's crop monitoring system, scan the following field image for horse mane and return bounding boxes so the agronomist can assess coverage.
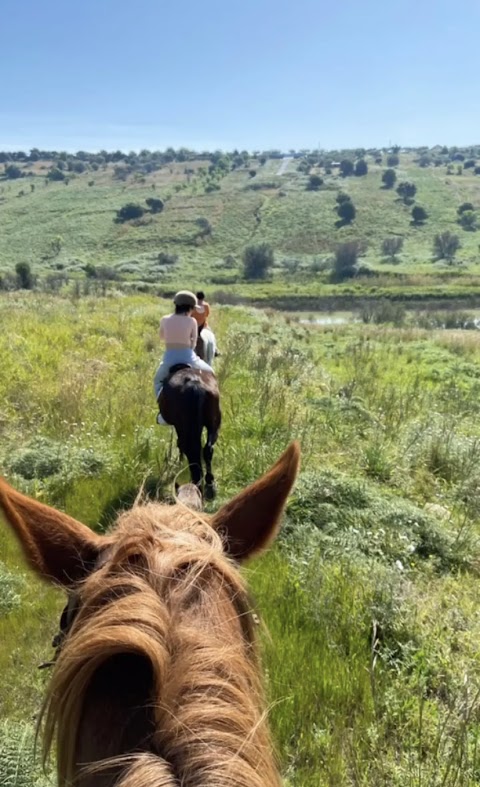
[40,501,281,787]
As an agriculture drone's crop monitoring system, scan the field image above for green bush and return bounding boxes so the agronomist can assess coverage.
[243,243,274,280]
[115,202,145,223]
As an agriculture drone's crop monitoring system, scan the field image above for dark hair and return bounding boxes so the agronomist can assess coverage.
[175,304,193,315]
[196,291,205,300]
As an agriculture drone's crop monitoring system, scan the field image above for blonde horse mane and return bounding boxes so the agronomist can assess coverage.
[41,503,281,786]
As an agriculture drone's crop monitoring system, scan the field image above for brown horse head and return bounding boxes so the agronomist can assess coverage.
[0,442,300,787]
[159,368,221,498]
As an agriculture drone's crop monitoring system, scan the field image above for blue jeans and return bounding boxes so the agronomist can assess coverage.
[153,348,214,399]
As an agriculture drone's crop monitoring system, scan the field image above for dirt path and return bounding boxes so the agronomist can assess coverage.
[277,157,293,175]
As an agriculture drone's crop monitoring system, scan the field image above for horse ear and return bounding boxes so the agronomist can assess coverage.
[0,477,105,587]
[211,442,300,561]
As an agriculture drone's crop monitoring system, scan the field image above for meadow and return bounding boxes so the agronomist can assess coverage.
[3,292,480,784]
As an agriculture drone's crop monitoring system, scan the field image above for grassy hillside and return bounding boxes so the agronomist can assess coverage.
[3,293,480,784]
[2,151,480,303]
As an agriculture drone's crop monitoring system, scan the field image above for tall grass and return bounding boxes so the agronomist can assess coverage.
[2,294,480,784]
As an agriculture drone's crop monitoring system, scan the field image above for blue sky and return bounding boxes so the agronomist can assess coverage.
[1,0,479,152]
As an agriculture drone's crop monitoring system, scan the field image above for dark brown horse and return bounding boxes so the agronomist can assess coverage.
[0,442,300,787]
[158,366,221,498]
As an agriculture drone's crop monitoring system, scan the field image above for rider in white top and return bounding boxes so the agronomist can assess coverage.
[153,291,214,402]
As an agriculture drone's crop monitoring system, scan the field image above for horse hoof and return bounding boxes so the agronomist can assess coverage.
[205,483,217,501]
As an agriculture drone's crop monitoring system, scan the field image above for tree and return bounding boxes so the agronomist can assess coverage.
[464,160,476,169]
[354,159,368,176]
[381,237,404,259]
[4,164,23,179]
[47,167,66,181]
[331,242,361,282]
[458,202,475,215]
[306,174,323,191]
[115,203,145,223]
[411,205,428,225]
[336,199,356,224]
[145,197,164,213]
[433,231,460,263]
[387,154,399,167]
[382,168,397,189]
[243,243,274,280]
[195,217,212,238]
[15,262,33,289]
[340,159,354,177]
[396,181,417,204]
[458,210,478,231]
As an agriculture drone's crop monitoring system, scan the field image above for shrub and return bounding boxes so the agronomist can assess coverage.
[411,205,428,224]
[458,202,475,215]
[47,167,66,181]
[243,243,274,280]
[248,169,257,178]
[15,262,34,289]
[115,203,145,223]
[145,197,164,213]
[396,181,417,204]
[433,231,461,262]
[464,160,476,169]
[336,199,356,224]
[336,192,352,205]
[340,159,354,177]
[306,174,323,191]
[387,153,399,166]
[475,166,480,176]
[381,237,404,259]
[458,210,478,231]
[4,164,23,179]
[330,241,361,282]
[195,217,212,237]
[157,252,178,266]
[382,168,397,188]
[354,159,368,176]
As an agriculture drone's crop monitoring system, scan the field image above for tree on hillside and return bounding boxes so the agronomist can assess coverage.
[458,210,478,231]
[306,174,323,191]
[195,217,212,238]
[396,181,417,204]
[387,154,399,167]
[330,242,361,282]
[115,203,145,223]
[433,231,460,263]
[336,199,356,224]
[382,168,397,189]
[411,205,428,225]
[381,237,404,260]
[340,159,354,177]
[5,164,23,179]
[354,159,368,176]
[243,243,274,280]
[145,197,164,213]
[47,167,66,181]
[15,262,34,289]
[458,202,475,215]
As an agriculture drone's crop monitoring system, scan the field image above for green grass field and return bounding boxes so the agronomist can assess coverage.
[3,293,480,784]
[2,153,480,306]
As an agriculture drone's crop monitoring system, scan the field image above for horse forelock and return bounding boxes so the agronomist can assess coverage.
[40,502,280,787]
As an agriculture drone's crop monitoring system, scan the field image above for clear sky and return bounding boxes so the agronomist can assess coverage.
[1,0,479,152]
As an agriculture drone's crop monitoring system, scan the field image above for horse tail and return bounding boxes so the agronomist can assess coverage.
[178,381,205,486]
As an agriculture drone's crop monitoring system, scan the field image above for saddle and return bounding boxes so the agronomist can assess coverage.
[167,362,192,376]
